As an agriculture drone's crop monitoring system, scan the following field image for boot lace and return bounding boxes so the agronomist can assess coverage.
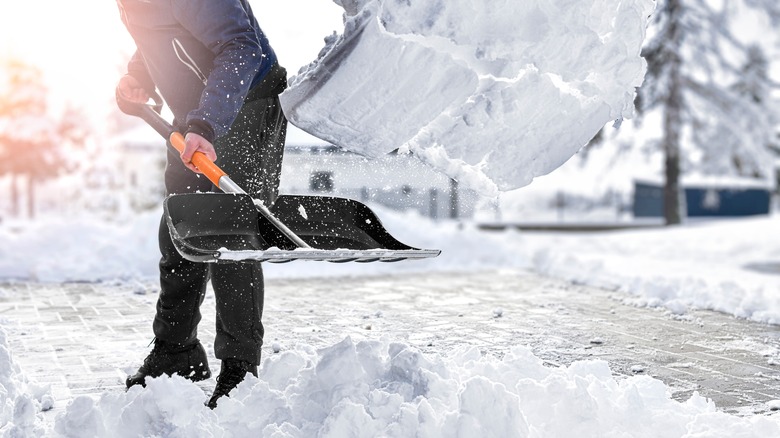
[212,360,250,398]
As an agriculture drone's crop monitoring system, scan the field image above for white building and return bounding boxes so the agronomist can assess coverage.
[280,126,477,219]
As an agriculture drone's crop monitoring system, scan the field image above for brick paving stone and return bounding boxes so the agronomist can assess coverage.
[0,268,780,429]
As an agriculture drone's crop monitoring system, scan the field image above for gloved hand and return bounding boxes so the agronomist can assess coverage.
[116,74,150,104]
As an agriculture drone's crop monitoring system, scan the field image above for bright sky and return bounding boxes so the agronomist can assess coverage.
[0,0,344,128]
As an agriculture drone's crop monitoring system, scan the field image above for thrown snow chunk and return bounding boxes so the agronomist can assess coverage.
[768,400,780,411]
[40,394,54,411]
[590,337,605,345]
[492,308,504,318]
[298,204,308,219]
[281,0,655,195]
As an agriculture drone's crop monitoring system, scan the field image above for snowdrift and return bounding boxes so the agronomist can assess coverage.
[280,0,655,196]
[53,338,780,437]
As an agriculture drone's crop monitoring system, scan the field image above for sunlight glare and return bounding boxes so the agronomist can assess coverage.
[1,0,134,126]
[0,0,343,127]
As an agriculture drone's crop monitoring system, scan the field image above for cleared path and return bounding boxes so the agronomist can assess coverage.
[1,269,779,426]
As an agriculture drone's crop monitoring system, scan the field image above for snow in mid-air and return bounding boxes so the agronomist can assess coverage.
[281,0,655,196]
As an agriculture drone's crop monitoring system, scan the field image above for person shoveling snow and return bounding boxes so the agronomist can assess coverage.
[115,0,289,409]
[111,0,654,415]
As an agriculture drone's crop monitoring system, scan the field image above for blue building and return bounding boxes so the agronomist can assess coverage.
[633,179,772,218]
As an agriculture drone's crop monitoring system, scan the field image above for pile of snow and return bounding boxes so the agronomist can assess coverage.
[527,216,780,325]
[0,213,159,283]
[53,338,780,437]
[281,0,655,196]
[0,325,53,436]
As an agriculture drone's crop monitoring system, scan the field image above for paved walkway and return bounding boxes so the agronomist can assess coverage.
[1,269,780,428]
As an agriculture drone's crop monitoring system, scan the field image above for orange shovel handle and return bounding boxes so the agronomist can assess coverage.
[117,93,310,248]
[168,132,227,189]
[116,92,229,190]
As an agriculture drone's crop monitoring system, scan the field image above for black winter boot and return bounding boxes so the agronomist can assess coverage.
[126,339,211,388]
[206,358,258,409]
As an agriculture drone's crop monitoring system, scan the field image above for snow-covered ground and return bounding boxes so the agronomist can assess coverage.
[4,159,780,331]
[3,202,780,327]
[2,204,780,436]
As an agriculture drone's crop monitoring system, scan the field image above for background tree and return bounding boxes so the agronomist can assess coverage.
[637,0,780,225]
[696,44,780,178]
[0,58,88,218]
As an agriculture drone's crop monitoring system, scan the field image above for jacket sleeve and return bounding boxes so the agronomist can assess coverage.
[170,0,264,141]
[126,50,157,95]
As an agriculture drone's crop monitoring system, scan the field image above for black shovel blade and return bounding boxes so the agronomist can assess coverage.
[163,193,441,263]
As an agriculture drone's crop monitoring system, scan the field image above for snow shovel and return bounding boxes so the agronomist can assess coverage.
[117,94,441,263]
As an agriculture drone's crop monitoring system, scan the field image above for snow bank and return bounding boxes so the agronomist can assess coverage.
[53,338,780,437]
[265,206,530,279]
[527,216,780,324]
[0,205,529,283]
[0,213,160,283]
[281,0,654,196]
[5,206,780,330]
[0,325,53,436]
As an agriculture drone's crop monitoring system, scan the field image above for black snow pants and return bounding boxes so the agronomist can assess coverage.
[154,64,287,366]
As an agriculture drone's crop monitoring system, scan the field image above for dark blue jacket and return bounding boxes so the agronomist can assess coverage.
[117,0,279,142]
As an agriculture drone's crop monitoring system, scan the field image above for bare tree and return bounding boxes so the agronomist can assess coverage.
[0,58,88,218]
[638,0,780,225]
